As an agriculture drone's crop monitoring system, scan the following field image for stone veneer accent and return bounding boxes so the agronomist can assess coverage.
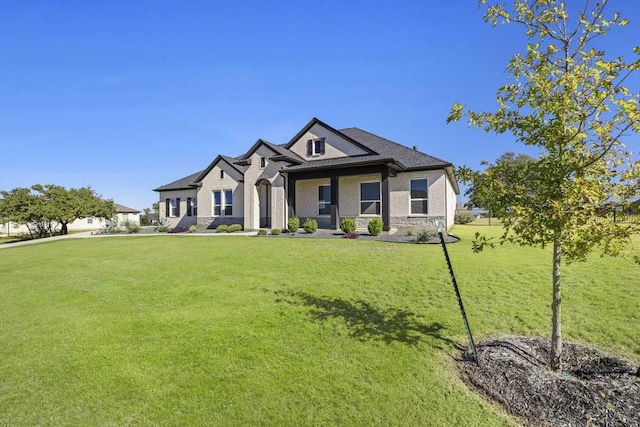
[198,217,244,229]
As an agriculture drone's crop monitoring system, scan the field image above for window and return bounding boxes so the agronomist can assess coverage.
[410,179,428,215]
[122,213,129,222]
[187,197,198,217]
[360,182,380,215]
[224,190,233,216]
[165,198,180,217]
[213,190,233,216]
[306,138,325,156]
[260,157,266,169]
[213,191,221,215]
[220,170,224,179]
[318,185,331,215]
[87,218,93,224]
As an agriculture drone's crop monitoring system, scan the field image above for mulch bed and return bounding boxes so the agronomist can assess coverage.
[456,336,640,426]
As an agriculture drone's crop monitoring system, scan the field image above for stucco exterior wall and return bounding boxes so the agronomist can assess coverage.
[158,189,198,228]
[242,145,287,230]
[196,160,244,229]
[295,178,331,227]
[289,123,369,160]
[445,172,457,230]
[388,169,449,230]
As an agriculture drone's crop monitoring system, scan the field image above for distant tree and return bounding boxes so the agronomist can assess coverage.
[457,152,537,217]
[0,185,115,236]
[448,1,640,371]
[152,202,160,224]
[141,208,152,226]
[0,187,41,238]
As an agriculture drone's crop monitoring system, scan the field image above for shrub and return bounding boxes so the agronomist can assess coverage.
[343,232,359,239]
[169,227,188,233]
[302,218,318,234]
[126,224,141,234]
[415,230,437,243]
[406,230,414,236]
[287,217,300,233]
[216,224,230,233]
[157,226,169,233]
[270,228,282,235]
[257,229,267,236]
[188,224,198,233]
[340,217,357,234]
[455,211,475,224]
[228,224,243,232]
[367,217,383,236]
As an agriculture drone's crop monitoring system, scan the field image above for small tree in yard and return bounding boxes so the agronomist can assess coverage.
[448,1,640,371]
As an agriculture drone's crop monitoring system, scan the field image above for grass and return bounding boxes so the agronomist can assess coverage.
[0,226,638,425]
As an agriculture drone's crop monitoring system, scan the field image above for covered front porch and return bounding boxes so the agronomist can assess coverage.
[285,164,394,232]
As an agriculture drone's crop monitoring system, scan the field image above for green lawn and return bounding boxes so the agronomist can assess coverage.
[0,226,638,426]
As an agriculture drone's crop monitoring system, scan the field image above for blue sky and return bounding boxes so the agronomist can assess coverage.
[1,1,639,210]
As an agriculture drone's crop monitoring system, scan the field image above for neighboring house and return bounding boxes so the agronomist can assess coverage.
[68,203,141,230]
[154,118,459,231]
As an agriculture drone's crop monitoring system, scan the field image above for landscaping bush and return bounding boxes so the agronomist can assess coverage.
[302,218,318,234]
[169,227,188,233]
[257,229,267,236]
[455,211,475,224]
[340,217,356,234]
[228,224,243,232]
[216,224,230,233]
[188,224,198,233]
[287,217,300,233]
[415,229,436,243]
[270,228,282,235]
[367,217,383,236]
[157,226,169,233]
[126,224,141,234]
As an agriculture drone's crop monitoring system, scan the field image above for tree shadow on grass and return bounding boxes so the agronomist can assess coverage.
[275,290,456,348]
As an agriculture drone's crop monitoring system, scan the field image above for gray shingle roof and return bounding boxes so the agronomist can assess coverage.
[282,127,452,172]
[153,170,203,191]
[154,120,458,194]
[339,127,452,169]
[115,204,140,213]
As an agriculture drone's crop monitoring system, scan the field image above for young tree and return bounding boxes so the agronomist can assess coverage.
[448,1,640,371]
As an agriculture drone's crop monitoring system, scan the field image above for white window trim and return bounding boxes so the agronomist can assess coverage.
[359,181,381,216]
[169,198,179,217]
[212,190,233,216]
[409,178,429,216]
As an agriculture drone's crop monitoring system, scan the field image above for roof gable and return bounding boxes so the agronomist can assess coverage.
[285,118,375,161]
[194,155,246,183]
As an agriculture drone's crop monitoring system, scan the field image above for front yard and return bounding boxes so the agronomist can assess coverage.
[0,226,637,425]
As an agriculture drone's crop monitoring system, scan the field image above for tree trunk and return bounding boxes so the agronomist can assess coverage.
[550,240,562,371]
[61,222,68,235]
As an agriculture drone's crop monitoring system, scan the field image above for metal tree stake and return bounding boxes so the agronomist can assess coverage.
[436,220,478,363]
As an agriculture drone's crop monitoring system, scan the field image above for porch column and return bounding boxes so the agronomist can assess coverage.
[381,168,390,231]
[330,175,339,230]
[287,176,296,220]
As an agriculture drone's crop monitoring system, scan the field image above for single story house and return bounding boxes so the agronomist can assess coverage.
[153,118,459,232]
[68,204,141,230]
